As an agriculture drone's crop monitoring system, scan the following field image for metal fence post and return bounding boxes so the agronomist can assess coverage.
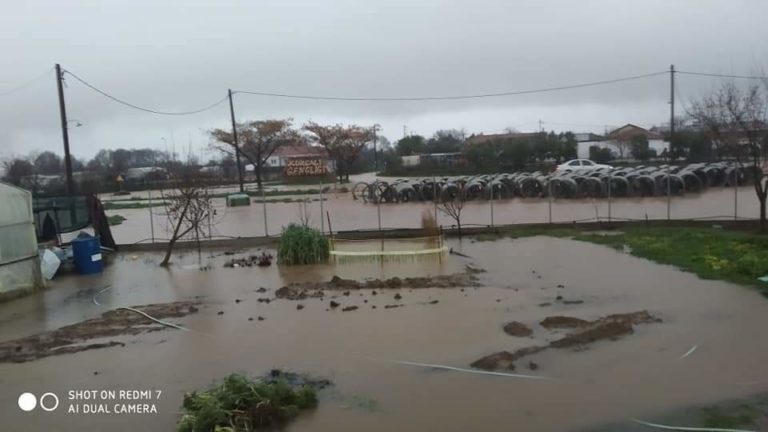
[261,187,268,237]
[490,183,495,227]
[607,173,612,224]
[376,181,382,233]
[734,166,738,221]
[147,183,155,243]
[433,176,438,224]
[666,164,671,220]
[548,180,553,224]
[319,182,325,234]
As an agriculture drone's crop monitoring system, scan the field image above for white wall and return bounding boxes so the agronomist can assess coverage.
[577,139,669,159]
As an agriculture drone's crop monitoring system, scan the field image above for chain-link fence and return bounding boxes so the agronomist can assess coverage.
[103,163,760,245]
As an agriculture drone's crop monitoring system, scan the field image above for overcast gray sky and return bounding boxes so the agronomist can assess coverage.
[1,0,766,161]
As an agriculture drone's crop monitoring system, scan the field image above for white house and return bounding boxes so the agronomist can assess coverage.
[576,124,669,160]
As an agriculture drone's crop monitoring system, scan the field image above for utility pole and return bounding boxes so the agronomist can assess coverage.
[667,64,675,220]
[228,89,244,192]
[372,124,379,170]
[55,64,75,196]
[539,119,543,132]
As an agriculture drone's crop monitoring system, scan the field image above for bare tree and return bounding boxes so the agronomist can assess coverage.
[689,81,768,227]
[613,137,631,160]
[159,179,215,266]
[438,184,467,237]
[303,122,374,183]
[210,119,297,189]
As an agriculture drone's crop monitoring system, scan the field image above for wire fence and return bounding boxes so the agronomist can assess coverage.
[104,176,759,246]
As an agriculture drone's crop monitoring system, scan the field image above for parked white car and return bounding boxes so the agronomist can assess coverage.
[556,159,613,172]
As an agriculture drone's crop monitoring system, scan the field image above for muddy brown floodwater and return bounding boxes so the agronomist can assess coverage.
[108,184,758,244]
[2,237,768,431]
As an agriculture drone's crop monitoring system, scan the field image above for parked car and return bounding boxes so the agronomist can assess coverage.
[556,159,613,172]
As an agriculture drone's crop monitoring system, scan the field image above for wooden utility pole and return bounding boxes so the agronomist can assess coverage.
[667,64,675,220]
[56,64,74,196]
[372,124,379,170]
[228,89,244,192]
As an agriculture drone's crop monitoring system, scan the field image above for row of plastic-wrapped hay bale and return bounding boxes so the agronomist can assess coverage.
[353,162,754,203]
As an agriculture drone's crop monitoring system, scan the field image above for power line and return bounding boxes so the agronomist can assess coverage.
[677,70,768,80]
[233,71,667,101]
[63,69,229,115]
[0,68,53,98]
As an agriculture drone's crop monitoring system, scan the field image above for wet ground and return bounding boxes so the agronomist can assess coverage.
[2,237,768,431]
[107,184,758,244]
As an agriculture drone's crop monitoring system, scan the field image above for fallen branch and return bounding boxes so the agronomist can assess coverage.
[393,360,552,380]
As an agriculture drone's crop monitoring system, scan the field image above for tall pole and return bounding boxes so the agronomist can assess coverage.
[489,183,494,226]
[319,181,325,234]
[56,64,74,196]
[228,89,244,192]
[372,125,379,171]
[667,64,675,220]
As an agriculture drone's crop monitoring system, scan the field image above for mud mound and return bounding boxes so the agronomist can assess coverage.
[503,321,533,337]
[471,346,546,371]
[472,311,660,371]
[540,316,590,329]
[275,273,481,300]
[0,301,199,363]
[550,320,633,348]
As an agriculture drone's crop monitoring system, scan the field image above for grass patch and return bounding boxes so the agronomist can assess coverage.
[107,214,126,226]
[700,405,759,429]
[177,373,318,432]
[475,226,768,291]
[278,224,329,265]
[574,227,768,289]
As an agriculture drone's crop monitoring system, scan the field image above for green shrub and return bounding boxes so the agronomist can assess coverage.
[178,374,318,432]
[278,223,329,265]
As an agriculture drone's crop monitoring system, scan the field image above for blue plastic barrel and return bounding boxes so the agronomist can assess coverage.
[71,236,103,274]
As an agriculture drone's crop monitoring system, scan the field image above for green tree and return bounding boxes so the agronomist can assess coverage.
[425,129,465,154]
[2,157,34,185]
[33,151,62,175]
[396,135,426,156]
[589,146,614,164]
[629,134,652,161]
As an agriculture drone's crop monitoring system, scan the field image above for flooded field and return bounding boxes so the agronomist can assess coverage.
[107,185,758,244]
[2,236,767,431]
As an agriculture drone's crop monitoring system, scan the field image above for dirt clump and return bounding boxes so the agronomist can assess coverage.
[550,320,633,348]
[540,316,590,329]
[470,351,517,371]
[503,321,533,337]
[274,272,481,301]
[473,311,660,371]
[0,301,200,363]
[471,346,547,371]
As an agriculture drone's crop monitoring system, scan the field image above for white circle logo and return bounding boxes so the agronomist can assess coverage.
[39,393,59,412]
[18,392,37,411]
